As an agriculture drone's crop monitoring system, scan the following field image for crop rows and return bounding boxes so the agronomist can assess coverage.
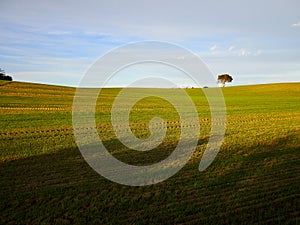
[0,107,70,111]
[1,114,298,137]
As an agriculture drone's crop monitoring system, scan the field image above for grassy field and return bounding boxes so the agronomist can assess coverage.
[1,81,299,224]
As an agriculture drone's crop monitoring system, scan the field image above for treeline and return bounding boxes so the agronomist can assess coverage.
[0,68,13,81]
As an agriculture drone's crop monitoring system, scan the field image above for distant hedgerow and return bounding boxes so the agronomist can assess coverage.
[0,68,13,81]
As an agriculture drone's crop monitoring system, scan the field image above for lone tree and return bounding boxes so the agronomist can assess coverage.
[217,74,233,87]
[0,68,13,81]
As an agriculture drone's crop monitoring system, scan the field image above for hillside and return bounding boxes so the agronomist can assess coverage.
[1,81,299,224]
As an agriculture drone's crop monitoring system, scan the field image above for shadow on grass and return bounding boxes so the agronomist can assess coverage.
[1,134,299,224]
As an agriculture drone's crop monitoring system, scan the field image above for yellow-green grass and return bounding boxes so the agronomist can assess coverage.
[0,81,299,224]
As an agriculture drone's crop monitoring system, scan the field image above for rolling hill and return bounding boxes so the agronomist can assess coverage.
[1,81,299,224]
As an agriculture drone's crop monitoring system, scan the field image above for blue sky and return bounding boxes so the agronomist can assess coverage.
[0,0,299,87]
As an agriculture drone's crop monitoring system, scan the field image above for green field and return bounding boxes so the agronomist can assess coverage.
[1,81,299,224]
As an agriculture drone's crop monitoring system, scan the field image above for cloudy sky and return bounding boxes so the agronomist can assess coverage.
[0,0,299,87]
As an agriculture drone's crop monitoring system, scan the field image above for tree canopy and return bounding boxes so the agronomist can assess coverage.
[217,74,233,87]
[0,68,13,81]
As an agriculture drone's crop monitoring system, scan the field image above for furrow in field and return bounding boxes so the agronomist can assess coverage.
[174,177,299,209]
[179,168,298,196]
[118,185,298,224]
[0,107,71,111]
[1,114,299,137]
[180,195,298,224]
[147,178,299,222]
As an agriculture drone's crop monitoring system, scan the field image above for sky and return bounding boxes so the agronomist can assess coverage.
[0,0,299,87]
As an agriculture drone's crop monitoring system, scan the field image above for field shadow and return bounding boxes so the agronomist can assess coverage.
[196,133,300,224]
[1,133,299,224]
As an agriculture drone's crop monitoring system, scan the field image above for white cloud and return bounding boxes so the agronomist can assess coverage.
[237,49,263,57]
[210,44,217,51]
[47,30,72,35]
[291,22,300,27]
[238,49,251,57]
[203,50,300,85]
[206,45,262,57]
[176,56,185,60]
[254,49,262,56]
[228,46,235,52]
